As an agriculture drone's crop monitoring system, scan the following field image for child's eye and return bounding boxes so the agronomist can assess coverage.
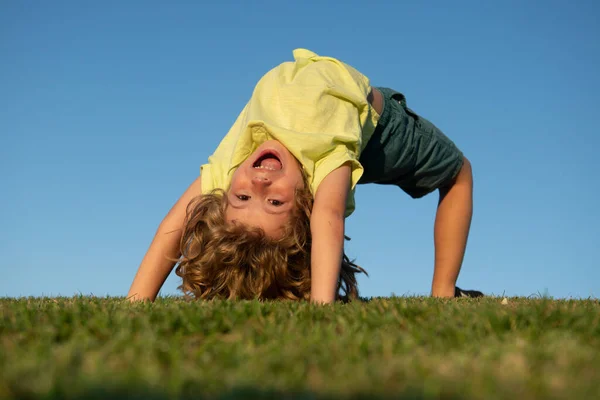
[269,200,284,206]
[237,195,250,201]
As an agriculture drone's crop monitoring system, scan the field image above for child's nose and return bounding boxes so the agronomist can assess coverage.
[251,176,272,187]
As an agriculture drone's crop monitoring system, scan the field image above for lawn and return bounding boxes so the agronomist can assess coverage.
[1,296,598,399]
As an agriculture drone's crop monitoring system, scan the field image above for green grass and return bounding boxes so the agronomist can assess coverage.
[1,296,599,400]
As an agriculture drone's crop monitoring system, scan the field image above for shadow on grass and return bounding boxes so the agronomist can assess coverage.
[15,386,466,400]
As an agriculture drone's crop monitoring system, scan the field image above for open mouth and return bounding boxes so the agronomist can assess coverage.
[253,150,283,171]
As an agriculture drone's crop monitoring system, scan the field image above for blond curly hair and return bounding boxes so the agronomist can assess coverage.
[175,182,366,302]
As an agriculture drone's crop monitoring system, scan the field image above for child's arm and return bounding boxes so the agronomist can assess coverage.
[127,177,203,302]
[309,163,351,304]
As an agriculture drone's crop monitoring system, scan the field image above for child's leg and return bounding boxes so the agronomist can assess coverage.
[360,87,477,297]
[432,157,473,297]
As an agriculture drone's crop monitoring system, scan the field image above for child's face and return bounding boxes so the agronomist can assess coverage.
[226,140,305,238]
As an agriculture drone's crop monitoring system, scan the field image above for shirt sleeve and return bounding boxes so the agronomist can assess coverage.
[312,145,363,217]
[200,104,252,194]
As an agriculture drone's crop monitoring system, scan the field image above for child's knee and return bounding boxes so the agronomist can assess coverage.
[440,156,472,194]
[460,157,472,181]
[453,156,473,190]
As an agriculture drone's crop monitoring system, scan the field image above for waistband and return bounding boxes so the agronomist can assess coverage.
[373,87,399,129]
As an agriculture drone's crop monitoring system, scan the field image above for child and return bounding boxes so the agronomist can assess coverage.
[127,49,481,303]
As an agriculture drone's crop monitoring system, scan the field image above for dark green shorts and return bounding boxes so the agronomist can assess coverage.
[358,87,464,198]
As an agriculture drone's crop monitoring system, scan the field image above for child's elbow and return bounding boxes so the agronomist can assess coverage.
[310,207,345,236]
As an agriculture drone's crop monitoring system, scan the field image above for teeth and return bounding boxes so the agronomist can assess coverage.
[254,166,277,171]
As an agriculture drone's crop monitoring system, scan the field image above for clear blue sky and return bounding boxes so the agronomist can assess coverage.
[2,0,599,299]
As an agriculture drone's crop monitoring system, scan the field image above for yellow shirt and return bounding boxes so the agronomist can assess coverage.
[200,48,380,216]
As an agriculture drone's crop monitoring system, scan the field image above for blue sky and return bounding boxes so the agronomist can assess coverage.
[1,0,599,299]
